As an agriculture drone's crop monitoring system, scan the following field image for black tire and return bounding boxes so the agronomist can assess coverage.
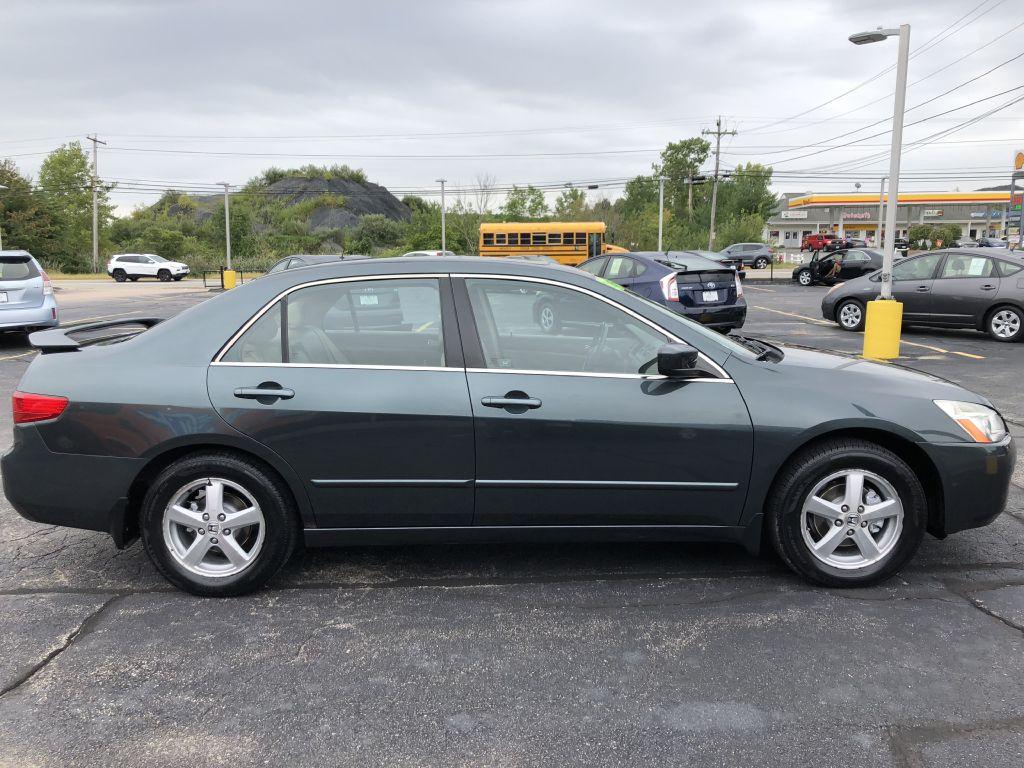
[535,300,560,333]
[753,256,770,270]
[835,298,866,332]
[173,275,184,281]
[157,269,171,282]
[129,276,140,282]
[767,438,927,587]
[112,269,127,283]
[986,305,1024,342]
[140,452,299,596]
[796,268,814,287]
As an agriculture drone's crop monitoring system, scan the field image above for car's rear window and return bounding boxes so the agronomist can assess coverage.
[0,257,39,281]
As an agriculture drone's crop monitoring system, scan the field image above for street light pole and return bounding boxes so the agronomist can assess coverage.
[0,184,7,250]
[436,178,447,253]
[217,182,232,271]
[657,175,666,252]
[850,23,910,359]
[877,175,887,246]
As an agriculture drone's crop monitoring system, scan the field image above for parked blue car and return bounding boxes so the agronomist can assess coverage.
[578,251,746,332]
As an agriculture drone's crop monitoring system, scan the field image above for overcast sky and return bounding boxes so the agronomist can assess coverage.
[5,0,1022,213]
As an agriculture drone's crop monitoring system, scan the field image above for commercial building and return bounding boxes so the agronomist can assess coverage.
[765,190,1017,249]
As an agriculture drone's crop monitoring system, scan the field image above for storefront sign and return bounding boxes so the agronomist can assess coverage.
[780,210,808,219]
[970,211,990,218]
[1014,150,1024,172]
[841,211,871,220]
[924,209,943,217]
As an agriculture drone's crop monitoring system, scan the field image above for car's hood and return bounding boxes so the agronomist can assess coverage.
[760,343,991,406]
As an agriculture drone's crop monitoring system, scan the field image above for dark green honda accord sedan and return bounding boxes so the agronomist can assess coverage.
[2,257,1015,596]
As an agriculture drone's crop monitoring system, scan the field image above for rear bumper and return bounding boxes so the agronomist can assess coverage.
[922,437,1016,535]
[667,301,747,329]
[2,424,143,541]
[0,298,58,331]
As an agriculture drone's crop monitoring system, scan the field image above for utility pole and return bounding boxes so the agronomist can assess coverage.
[436,178,447,253]
[657,176,666,252]
[0,184,7,250]
[702,117,736,251]
[877,176,887,245]
[686,173,693,217]
[86,135,106,273]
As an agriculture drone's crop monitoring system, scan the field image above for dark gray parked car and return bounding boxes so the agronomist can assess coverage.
[822,249,1024,341]
[719,242,772,269]
[264,254,368,274]
[3,258,1014,595]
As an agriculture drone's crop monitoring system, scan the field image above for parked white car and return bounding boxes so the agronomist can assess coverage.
[107,254,190,282]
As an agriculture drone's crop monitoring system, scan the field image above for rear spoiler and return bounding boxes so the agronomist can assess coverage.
[29,318,164,354]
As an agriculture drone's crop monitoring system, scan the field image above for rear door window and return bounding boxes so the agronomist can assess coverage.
[938,255,994,279]
[893,254,942,281]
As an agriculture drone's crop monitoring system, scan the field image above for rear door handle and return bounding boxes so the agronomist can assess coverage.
[234,385,295,401]
[981,284,997,291]
[481,396,542,410]
[916,286,930,293]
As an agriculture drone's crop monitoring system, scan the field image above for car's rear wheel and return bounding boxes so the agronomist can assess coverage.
[535,300,560,333]
[158,269,171,282]
[987,305,1023,342]
[835,299,865,332]
[753,256,770,270]
[140,452,299,596]
[768,439,926,587]
[112,269,127,282]
[796,269,813,286]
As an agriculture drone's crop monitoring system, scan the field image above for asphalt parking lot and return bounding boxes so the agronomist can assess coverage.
[2,278,1024,767]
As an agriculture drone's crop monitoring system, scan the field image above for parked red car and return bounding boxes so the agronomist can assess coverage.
[801,233,836,252]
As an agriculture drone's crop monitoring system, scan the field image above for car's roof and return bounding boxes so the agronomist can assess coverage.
[625,251,734,271]
[0,250,33,258]
[287,254,369,263]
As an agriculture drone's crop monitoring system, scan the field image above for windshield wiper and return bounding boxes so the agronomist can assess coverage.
[732,334,783,361]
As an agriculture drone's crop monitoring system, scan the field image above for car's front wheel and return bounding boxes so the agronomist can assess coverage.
[768,438,926,587]
[173,275,184,281]
[140,452,299,596]
[987,305,1023,342]
[158,269,172,282]
[753,256,770,270]
[796,268,814,286]
[835,299,865,332]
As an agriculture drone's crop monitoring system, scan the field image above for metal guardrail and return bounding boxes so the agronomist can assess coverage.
[201,267,248,289]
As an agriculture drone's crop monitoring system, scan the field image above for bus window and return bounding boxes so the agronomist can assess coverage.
[483,233,495,246]
[496,233,507,245]
[575,233,586,245]
[532,233,546,246]
[520,232,530,244]
[508,233,519,246]
[548,233,562,245]
[589,233,601,258]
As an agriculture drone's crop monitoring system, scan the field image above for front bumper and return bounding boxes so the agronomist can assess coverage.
[0,297,59,331]
[922,436,1016,536]
[2,424,144,542]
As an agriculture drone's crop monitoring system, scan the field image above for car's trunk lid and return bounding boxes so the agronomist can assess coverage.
[676,270,737,306]
[0,256,44,309]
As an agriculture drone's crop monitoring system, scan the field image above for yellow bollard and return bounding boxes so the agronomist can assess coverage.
[222,269,238,290]
[862,299,903,360]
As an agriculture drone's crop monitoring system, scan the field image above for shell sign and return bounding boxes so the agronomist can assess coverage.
[1016,150,1024,172]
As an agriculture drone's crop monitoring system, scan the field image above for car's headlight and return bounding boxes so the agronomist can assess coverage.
[934,400,1007,443]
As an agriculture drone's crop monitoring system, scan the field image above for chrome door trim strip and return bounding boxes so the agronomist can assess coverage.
[311,478,473,488]
[475,479,738,490]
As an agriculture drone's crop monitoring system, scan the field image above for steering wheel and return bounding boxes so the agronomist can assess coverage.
[581,322,611,372]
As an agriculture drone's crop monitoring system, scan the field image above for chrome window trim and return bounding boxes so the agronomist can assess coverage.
[454,272,732,381]
[212,273,448,364]
[212,361,455,373]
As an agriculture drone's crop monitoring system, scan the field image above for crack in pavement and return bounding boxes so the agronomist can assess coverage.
[0,593,125,700]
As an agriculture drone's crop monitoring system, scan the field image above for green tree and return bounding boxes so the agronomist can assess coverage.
[500,185,548,220]
[657,137,711,216]
[38,142,113,271]
[0,159,58,261]
[553,188,588,220]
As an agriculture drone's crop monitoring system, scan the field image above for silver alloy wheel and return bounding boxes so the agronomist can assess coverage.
[990,309,1021,339]
[539,304,556,331]
[162,478,265,578]
[800,469,904,570]
[838,302,862,329]
[798,270,812,286]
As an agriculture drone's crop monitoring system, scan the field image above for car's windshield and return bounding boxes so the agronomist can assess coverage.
[624,288,759,359]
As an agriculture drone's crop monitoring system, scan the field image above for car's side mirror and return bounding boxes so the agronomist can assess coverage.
[657,343,702,378]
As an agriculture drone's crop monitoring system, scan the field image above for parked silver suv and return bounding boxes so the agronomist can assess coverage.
[0,250,58,332]
[719,242,772,269]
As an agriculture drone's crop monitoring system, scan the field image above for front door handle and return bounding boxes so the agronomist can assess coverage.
[981,284,997,291]
[916,285,930,293]
[481,393,542,410]
[233,383,295,403]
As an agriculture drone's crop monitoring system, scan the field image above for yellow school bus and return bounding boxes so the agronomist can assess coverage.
[479,221,627,265]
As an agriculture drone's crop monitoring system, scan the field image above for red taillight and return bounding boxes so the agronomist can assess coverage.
[13,391,68,424]
[40,269,53,296]
[660,272,680,302]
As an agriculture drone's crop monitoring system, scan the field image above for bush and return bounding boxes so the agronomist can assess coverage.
[350,214,403,253]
